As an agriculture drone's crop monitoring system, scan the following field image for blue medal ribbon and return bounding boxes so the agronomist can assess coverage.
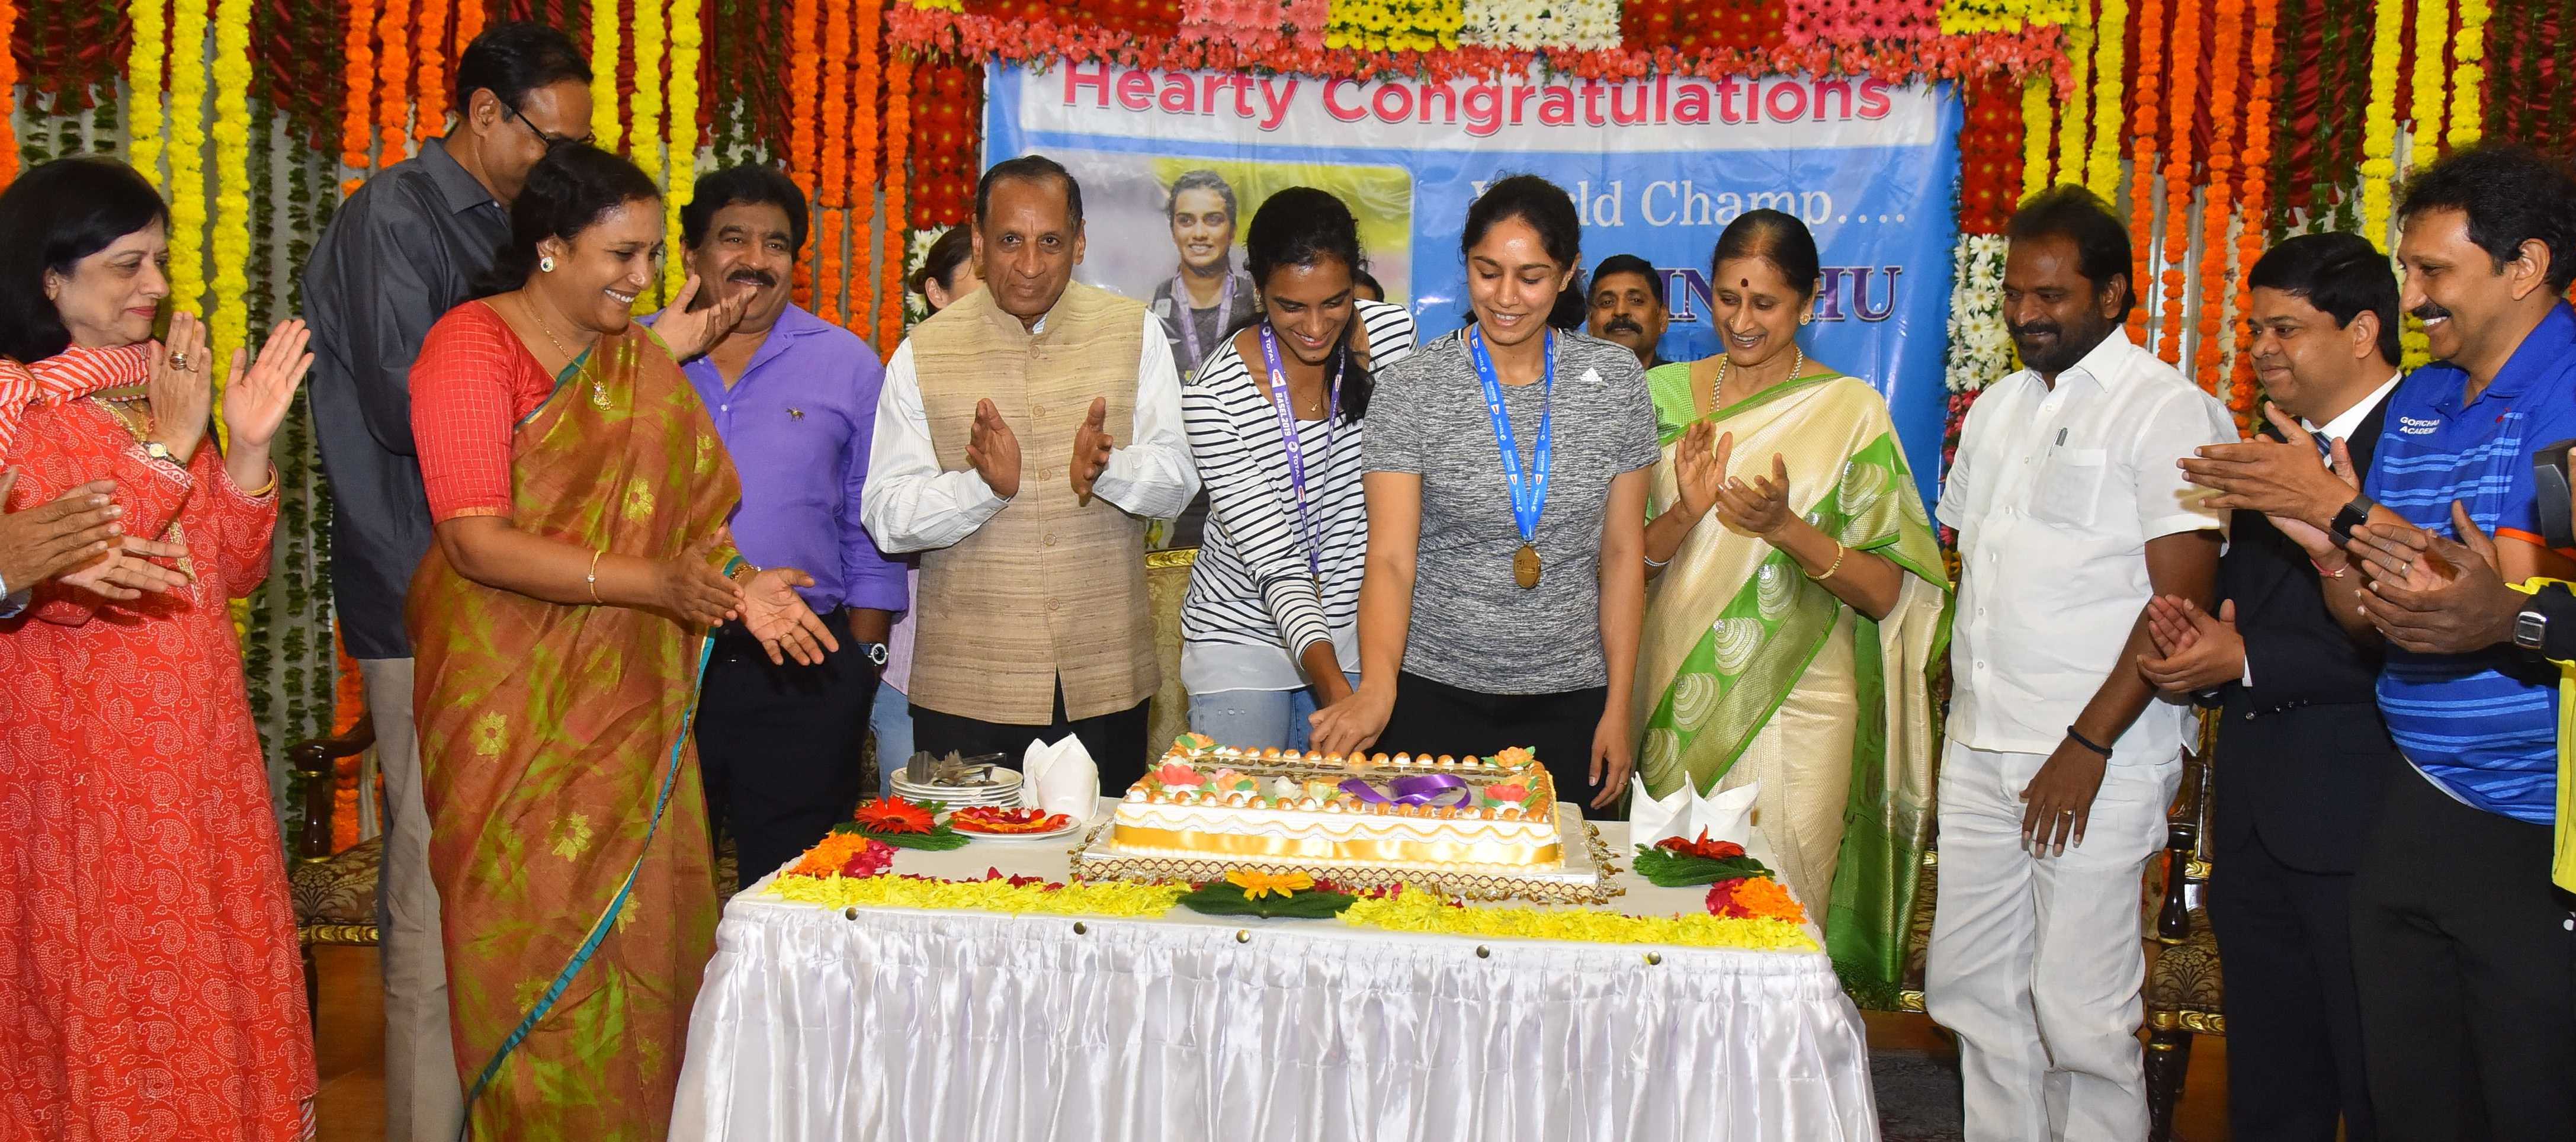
[1257,322,1344,585]
[1468,326,1554,572]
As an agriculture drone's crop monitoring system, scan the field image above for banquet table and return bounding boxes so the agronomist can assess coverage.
[669,801,1880,1141]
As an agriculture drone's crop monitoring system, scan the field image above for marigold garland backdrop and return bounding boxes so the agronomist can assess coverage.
[0,0,2544,845]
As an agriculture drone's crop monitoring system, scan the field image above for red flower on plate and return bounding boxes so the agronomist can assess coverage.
[1654,829,1746,861]
[853,797,937,835]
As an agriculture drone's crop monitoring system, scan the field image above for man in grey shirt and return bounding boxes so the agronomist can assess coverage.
[300,23,591,1142]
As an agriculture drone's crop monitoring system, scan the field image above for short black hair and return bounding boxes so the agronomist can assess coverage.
[2248,232,2402,365]
[2398,141,2576,293]
[2006,184,2136,318]
[1712,209,1822,301]
[1589,254,1666,307]
[976,155,1084,232]
[1462,174,1587,330]
[472,145,661,297]
[910,226,974,306]
[0,158,169,363]
[681,163,807,255]
[453,21,591,114]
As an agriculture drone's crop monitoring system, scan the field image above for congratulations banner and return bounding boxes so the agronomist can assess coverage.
[983,63,1963,494]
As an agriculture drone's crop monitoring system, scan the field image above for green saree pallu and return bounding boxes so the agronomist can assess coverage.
[409,327,733,1138]
[1635,364,1951,1007]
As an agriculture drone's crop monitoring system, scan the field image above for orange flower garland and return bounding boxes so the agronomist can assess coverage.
[2125,0,2163,344]
[455,0,486,51]
[849,0,885,333]
[414,0,451,140]
[342,0,374,198]
[375,0,412,168]
[790,0,822,304]
[2157,0,2200,366]
[819,0,852,324]
[0,0,18,185]
[2195,0,2244,397]
[880,50,915,353]
[2228,0,2279,431]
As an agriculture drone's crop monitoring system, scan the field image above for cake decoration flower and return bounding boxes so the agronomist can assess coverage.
[852,797,937,835]
[1493,746,1535,768]
[1153,761,1205,788]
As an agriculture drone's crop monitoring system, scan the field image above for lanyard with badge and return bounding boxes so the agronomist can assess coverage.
[1257,322,1345,586]
[1171,272,1234,369]
[1468,326,1554,590]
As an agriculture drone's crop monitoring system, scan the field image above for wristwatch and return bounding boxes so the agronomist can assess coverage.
[142,440,180,467]
[2328,492,2380,546]
[859,641,890,668]
[2516,607,2550,653]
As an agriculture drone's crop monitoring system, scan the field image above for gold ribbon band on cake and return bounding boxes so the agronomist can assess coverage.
[1110,825,1562,868]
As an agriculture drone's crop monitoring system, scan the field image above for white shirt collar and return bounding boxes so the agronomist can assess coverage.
[2019,326,2141,396]
[2301,373,2403,444]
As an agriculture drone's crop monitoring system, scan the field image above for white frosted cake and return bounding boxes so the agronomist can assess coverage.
[1107,733,1564,873]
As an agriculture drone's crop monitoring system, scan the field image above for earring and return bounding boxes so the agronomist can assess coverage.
[539,255,557,272]
[1799,312,1813,326]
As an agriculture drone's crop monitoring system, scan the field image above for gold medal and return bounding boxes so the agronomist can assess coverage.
[1513,542,1542,589]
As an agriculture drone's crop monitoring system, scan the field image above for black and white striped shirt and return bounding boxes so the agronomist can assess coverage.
[1180,299,1416,694]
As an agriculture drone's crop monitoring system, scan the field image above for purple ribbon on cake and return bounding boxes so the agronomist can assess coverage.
[1338,773,1474,809]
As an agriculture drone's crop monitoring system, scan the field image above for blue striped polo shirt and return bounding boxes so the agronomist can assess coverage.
[2365,302,2576,823]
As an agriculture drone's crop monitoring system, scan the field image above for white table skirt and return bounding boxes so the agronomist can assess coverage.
[671,807,1879,1142]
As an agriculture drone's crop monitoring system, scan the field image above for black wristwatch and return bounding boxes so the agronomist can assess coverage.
[2514,607,2549,653]
[2328,492,2379,546]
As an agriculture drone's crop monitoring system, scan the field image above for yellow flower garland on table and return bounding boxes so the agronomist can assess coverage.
[2019,73,2052,201]
[591,0,624,153]
[2447,0,2488,148]
[129,0,168,188]
[771,874,1189,917]
[1340,890,1820,953]
[632,0,666,312]
[2086,0,2126,199]
[210,0,252,404]
[665,0,703,303]
[168,0,208,316]
[2054,19,2092,194]
[2359,0,2404,251]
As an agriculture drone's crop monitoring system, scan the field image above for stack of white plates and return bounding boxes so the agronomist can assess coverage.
[891,768,1024,809]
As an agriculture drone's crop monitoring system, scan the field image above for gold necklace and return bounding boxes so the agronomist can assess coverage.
[1712,345,1804,415]
[522,295,608,409]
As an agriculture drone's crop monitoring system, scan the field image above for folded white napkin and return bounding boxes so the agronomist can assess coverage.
[1020,734,1100,820]
[1628,775,1758,847]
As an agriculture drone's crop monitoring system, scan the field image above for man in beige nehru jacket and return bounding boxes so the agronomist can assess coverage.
[864,155,1198,793]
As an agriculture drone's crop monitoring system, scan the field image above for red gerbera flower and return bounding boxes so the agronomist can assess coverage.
[852,797,936,834]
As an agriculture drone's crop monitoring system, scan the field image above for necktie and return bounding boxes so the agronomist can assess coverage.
[2311,430,2334,459]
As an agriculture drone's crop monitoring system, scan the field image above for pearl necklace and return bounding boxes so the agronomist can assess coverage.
[1712,346,1804,415]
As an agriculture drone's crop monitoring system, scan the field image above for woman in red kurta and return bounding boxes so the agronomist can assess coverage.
[0,158,320,1140]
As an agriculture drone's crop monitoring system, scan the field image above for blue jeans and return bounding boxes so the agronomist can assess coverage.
[871,680,914,795]
[1186,675,1360,752]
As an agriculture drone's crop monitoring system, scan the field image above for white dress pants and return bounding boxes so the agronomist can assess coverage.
[1925,742,2179,1142]
[364,657,464,1142]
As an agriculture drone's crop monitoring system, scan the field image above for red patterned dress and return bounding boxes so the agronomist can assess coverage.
[0,352,316,1140]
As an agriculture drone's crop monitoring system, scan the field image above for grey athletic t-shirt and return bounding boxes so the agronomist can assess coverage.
[1364,328,1660,693]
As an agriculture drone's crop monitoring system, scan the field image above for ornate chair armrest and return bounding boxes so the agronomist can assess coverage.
[2155,710,2218,942]
[290,715,376,861]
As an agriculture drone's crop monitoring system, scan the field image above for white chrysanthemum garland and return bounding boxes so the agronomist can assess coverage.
[1455,0,1620,52]
[1942,233,2012,395]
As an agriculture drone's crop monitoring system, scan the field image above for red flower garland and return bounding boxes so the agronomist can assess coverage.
[2196,0,2245,397]
[2157,0,2200,366]
[1956,72,2024,235]
[0,0,20,186]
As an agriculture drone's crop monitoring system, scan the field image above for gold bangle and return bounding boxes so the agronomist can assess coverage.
[1806,542,1847,580]
[586,550,604,604]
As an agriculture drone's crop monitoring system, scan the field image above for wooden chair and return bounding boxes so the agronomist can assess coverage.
[2144,709,2224,1142]
[286,715,381,1031]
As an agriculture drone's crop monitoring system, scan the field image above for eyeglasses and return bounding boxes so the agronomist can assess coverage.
[507,103,594,152]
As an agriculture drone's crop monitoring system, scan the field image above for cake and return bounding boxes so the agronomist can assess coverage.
[1106,733,1564,872]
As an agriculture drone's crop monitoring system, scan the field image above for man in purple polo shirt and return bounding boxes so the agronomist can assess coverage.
[652,164,907,884]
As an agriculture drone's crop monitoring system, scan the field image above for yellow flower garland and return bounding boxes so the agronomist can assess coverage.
[2054,19,2093,194]
[665,0,703,303]
[769,874,1190,917]
[2086,0,2126,199]
[2020,73,2052,200]
[2359,0,2405,251]
[591,0,624,153]
[210,0,252,403]
[1340,890,1820,952]
[127,0,167,189]
[2447,0,2488,149]
[2408,0,2447,173]
[167,0,208,316]
[631,0,666,310]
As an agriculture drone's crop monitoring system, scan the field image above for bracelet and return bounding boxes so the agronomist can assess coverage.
[1805,543,1847,580]
[1643,552,1671,570]
[586,550,604,604]
[2064,724,2116,759]
[2311,556,2347,579]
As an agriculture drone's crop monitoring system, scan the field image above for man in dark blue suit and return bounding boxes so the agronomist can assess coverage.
[2138,233,2404,1142]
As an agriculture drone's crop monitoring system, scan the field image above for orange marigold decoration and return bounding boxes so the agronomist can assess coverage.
[852,796,936,833]
[790,831,897,877]
[342,0,376,193]
[848,0,885,332]
[1705,875,1808,925]
[2157,0,2200,366]
[455,0,486,50]
[413,0,452,140]
[2125,0,2164,344]
[375,0,412,169]
[2228,0,2279,432]
[2195,0,2245,397]
[789,0,822,305]
[818,0,852,324]
[880,49,915,352]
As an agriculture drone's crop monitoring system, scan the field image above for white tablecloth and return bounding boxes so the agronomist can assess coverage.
[671,803,1878,1141]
